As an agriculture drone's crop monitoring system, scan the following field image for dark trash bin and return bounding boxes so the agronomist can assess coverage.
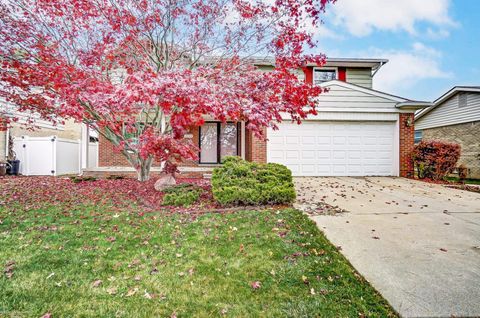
[7,160,20,175]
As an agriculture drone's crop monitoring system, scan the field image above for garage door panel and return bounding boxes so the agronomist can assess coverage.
[286,136,299,144]
[269,150,284,160]
[267,121,397,176]
[301,150,316,159]
[285,150,299,159]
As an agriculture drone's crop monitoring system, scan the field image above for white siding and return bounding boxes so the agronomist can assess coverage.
[317,84,398,109]
[416,93,480,130]
[346,68,372,88]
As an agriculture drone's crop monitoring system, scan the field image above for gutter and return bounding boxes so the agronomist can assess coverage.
[395,101,433,111]
[372,60,387,77]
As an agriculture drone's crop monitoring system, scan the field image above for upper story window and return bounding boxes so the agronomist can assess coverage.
[313,68,337,85]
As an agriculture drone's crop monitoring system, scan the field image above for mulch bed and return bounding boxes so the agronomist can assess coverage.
[0,176,295,216]
[0,175,216,214]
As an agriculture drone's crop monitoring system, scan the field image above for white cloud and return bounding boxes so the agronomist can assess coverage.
[369,43,452,95]
[329,0,455,37]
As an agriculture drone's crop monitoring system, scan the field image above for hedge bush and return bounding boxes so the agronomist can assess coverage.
[211,156,296,206]
[162,183,202,207]
[412,140,461,180]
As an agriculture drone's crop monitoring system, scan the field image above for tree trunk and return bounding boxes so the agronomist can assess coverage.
[135,157,153,182]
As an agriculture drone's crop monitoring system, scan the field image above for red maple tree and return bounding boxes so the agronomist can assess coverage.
[0,0,332,181]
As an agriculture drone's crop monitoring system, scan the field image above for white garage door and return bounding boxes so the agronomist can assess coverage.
[267,121,396,176]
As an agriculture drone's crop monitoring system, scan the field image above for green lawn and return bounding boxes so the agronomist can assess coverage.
[446,177,480,185]
[0,204,396,317]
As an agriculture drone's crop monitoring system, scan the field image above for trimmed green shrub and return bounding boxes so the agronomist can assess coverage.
[211,156,296,206]
[162,183,202,207]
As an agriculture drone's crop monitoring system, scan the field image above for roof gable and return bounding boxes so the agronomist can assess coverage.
[416,86,480,120]
[319,80,407,103]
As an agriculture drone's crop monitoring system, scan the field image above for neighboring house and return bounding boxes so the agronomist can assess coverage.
[415,86,480,178]
[0,99,90,175]
[91,58,432,178]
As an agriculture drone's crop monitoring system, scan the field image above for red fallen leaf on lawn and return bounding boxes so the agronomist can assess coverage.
[92,280,102,287]
[106,237,116,242]
[40,313,52,318]
[250,281,261,289]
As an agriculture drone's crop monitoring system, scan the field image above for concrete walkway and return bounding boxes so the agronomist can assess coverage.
[295,177,480,318]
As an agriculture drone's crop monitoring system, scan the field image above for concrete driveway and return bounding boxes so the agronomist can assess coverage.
[295,177,480,318]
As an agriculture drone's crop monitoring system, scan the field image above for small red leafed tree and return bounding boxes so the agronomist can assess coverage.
[412,140,461,180]
[0,0,333,181]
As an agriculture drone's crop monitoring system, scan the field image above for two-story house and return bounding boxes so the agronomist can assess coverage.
[87,58,432,178]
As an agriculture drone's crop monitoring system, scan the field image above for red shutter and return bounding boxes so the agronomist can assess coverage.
[338,67,346,81]
[302,67,313,84]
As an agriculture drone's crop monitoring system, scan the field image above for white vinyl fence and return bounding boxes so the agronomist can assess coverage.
[13,136,81,176]
[88,142,99,168]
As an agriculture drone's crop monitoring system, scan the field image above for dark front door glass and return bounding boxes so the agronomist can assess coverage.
[221,123,238,160]
[199,122,238,164]
[200,123,218,163]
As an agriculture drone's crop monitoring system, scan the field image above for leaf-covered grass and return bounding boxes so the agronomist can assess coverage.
[0,202,396,317]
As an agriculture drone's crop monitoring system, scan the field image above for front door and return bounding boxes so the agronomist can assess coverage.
[199,122,239,164]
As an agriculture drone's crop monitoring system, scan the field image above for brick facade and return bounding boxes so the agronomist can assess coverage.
[399,113,415,178]
[98,127,201,168]
[422,121,480,179]
[99,117,416,178]
[245,127,267,163]
[98,134,130,166]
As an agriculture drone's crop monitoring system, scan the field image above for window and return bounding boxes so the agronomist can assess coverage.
[414,130,423,144]
[458,92,468,107]
[199,122,239,164]
[313,68,337,85]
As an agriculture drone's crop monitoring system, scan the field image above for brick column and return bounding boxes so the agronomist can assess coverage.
[399,113,415,178]
[246,127,267,163]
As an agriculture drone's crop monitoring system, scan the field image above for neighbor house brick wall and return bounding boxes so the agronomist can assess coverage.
[400,113,415,178]
[422,121,480,179]
[246,127,266,163]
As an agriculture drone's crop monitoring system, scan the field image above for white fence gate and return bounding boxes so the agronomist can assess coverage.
[88,142,99,168]
[13,136,81,176]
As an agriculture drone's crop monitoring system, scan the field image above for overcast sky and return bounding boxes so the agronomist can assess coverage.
[310,0,479,101]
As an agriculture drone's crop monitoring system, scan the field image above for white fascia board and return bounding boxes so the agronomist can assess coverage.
[319,80,408,103]
[280,111,399,121]
[395,101,433,111]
